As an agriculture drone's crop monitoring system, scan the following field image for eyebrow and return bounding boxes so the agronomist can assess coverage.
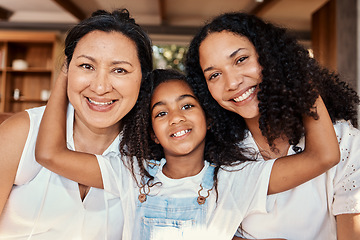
[77,55,133,67]
[77,55,95,62]
[203,48,245,73]
[151,94,197,112]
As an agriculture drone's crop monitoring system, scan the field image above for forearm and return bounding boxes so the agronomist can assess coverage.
[268,97,340,194]
[337,213,360,240]
[35,71,68,168]
[301,96,340,168]
[35,71,103,188]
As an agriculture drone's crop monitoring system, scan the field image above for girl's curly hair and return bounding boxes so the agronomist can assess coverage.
[185,12,359,150]
[120,68,253,198]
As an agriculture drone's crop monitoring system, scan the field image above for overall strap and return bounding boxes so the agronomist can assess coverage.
[146,159,161,177]
[201,163,215,190]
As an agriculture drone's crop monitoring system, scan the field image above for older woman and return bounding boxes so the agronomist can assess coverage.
[0,9,152,239]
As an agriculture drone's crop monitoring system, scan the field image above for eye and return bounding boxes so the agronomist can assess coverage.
[208,72,221,81]
[154,111,167,118]
[236,56,248,64]
[181,104,194,110]
[79,63,94,70]
[113,68,128,74]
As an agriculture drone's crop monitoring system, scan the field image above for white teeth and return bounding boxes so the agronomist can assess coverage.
[172,129,190,137]
[88,98,114,106]
[233,87,256,102]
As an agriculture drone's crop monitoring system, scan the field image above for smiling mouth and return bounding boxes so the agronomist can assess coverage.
[233,86,256,102]
[87,97,116,106]
[171,129,191,137]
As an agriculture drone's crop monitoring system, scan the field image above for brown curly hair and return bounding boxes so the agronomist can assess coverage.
[185,12,359,150]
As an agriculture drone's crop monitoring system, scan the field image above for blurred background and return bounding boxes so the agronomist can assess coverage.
[0,0,357,117]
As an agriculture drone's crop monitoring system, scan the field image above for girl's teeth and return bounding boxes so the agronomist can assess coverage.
[88,98,114,106]
[172,129,190,137]
[233,87,255,102]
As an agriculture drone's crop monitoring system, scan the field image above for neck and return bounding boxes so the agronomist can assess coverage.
[73,116,122,155]
[245,116,289,160]
[163,152,205,179]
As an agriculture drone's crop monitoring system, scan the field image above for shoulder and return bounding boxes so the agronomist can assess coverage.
[0,111,31,186]
[334,120,360,151]
[0,107,46,185]
[0,111,30,151]
[331,121,360,215]
[334,120,359,137]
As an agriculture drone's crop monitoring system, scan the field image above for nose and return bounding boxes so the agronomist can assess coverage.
[169,109,185,125]
[224,71,243,91]
[89,69,112,95]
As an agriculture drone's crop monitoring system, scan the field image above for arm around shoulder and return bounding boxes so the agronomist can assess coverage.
[0,111,30,216]
[268,97,340,194]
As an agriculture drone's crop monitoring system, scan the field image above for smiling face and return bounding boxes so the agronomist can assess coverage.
[67,30,142,131]
[150,80,207,159]
[199,31,262,120]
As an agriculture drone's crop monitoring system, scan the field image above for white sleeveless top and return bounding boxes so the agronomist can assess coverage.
[0,105,124,240]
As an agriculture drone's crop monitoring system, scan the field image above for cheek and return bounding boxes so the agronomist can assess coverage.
[152,123,165,141]
[67,68,88,91]
[119,79,141,99]
[207,84,222,101]
[249,62,262,81]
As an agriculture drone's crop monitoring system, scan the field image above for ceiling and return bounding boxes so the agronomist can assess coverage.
[0,0,329,44]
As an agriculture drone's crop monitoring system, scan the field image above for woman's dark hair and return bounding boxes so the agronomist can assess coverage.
[63,9,154,163]
[64,9,153,85]
[122,68,253,199]
[185,12,359,149]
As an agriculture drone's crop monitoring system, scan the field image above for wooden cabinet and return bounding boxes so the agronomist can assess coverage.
[0,31,57,112]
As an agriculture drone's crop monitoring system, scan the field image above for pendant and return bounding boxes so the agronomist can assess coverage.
[197,196,206,205]
[197,184,212,205]
[138,193,147,203]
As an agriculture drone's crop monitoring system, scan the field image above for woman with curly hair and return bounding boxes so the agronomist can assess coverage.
[185,12,360,240]
[36,68,339,239]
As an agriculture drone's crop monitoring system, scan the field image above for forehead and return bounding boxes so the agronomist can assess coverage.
[74,30,139,59]
[151,80,195,102]
[200,31,255,54]
[199,31,256,67]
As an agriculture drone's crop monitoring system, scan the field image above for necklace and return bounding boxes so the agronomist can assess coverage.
[253,137,272,159]
[253,137,290,159]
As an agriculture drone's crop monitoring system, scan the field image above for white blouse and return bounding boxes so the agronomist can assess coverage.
[238,120,360,240]
[0,105,124,240]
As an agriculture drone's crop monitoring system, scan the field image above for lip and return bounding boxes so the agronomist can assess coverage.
[85,96,118,112]
[170,128,192,138]
[228,85,258,105]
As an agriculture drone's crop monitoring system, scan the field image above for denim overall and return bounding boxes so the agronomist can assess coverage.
[136,162,215,239]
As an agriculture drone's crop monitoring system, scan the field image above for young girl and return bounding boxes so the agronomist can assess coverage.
[35,69,339,239]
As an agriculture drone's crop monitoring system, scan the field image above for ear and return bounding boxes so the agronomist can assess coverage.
[150,131,160,144]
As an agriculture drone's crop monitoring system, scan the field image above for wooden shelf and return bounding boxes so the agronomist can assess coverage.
[11,98,47,103]
[6,67,52,73]
[0,31,57,112]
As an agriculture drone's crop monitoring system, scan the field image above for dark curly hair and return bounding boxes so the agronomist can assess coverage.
[185,12,359,150]
[121,68,253,198]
